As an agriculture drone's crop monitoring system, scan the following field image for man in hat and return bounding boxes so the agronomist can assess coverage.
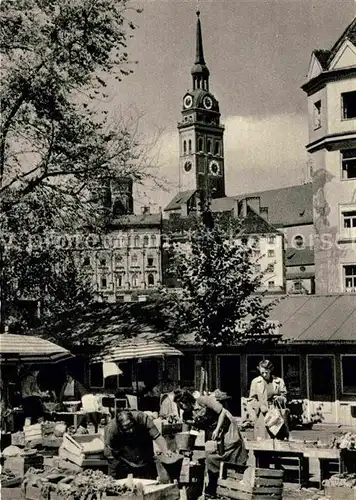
[104,409,170,479]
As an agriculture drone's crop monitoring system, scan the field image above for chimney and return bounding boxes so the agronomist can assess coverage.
[245,196,261,214]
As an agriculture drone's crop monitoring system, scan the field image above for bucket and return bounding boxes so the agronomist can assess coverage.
[155,453,183,483]
[175,432,197,451]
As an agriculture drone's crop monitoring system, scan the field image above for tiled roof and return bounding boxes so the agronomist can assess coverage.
[210,184,313,227]
[110,213,162,228]
[165,190,197,212]
[269,294,356,343]
[328,17,356,66]
[285,247,315,267]
[314,50,332,70]
[241,207,280,235]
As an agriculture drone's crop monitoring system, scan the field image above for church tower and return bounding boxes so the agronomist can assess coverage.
[178,11,225,200]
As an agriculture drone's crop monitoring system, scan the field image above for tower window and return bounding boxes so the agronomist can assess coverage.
[134,235,140,247]
[151,235,157,246]
[198,138,203,152]
[143,235,149,247]
[147,273,155,286]
[100,277,107,289]
[214,141,220,155]
[147,256,154,267]
[313,100,321,129]
[342,149,356,179]
[207,140,211,154]
[183,140,187,155]
[188,139,192,154]
[342,91,356,120]
[117,275,123,288]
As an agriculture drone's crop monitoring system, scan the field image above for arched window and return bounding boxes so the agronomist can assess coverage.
[183,140,187,155]
[134,235,140,247]
[117,275,123,287]
[131,254,138,264]
[198,138,203,152]
[188,139,192,154]
[143,235,149,247]
[214,141,220,155]
[148,273,154,286]
[207,140,211,154]
[151,234,157,247]
[132,273,138,288]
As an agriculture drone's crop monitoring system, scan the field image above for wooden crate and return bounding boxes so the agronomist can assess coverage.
[217,463,283,500]
[324,486,356,500]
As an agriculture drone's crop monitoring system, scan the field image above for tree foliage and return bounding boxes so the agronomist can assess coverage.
[160,220,279,349]
[0,0,147,332]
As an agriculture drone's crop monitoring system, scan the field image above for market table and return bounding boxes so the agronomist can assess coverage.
[54,411,87,431]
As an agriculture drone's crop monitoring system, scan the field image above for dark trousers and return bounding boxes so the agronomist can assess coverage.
[108,457,157,480]
[22,396,44,424]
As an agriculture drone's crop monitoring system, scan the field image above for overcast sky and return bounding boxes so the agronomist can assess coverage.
[102,0,355,212]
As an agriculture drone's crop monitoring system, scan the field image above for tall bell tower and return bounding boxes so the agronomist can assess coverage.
[178,11,225,199]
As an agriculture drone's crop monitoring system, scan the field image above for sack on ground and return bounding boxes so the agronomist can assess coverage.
[224,417,243,451]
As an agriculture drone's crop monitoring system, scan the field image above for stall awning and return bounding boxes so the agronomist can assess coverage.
[96,339,183,363]
[0,334,73,364]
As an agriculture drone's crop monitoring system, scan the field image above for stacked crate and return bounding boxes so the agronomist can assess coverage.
[217,463,284,500]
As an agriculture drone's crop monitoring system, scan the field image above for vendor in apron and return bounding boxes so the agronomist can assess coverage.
[104,409,170,479]
[59,373,86,405]
[174,389,248,498]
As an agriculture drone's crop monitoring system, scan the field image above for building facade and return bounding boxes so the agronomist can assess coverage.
[302,18,356,293]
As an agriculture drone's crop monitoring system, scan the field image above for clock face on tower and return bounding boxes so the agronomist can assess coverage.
[209,160,220,176]
[203,96,213,110]
[184,161,192,172]
[183,95,193,109]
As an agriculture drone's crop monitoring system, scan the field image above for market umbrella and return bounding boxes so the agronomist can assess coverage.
[0,334,74,365]
[95,338,183,394]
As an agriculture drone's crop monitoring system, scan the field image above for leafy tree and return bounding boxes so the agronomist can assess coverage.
[160,218,280,391]
[0,0,149,332]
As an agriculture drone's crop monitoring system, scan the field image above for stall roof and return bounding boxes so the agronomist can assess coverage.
[268,294,356,343]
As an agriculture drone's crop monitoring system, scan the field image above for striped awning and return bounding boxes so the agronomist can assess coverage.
[0,334,73,364]
[97,339,183,363]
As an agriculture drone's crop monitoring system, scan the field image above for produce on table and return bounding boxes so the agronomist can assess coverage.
[323,473,356,488]
[334,433,356,450]
[22,467,144,500]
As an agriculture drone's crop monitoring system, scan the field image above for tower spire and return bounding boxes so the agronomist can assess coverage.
[191,10,209,91]
[195,10,205,65]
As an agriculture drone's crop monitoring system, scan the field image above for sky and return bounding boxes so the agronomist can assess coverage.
[100,0,355,212]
